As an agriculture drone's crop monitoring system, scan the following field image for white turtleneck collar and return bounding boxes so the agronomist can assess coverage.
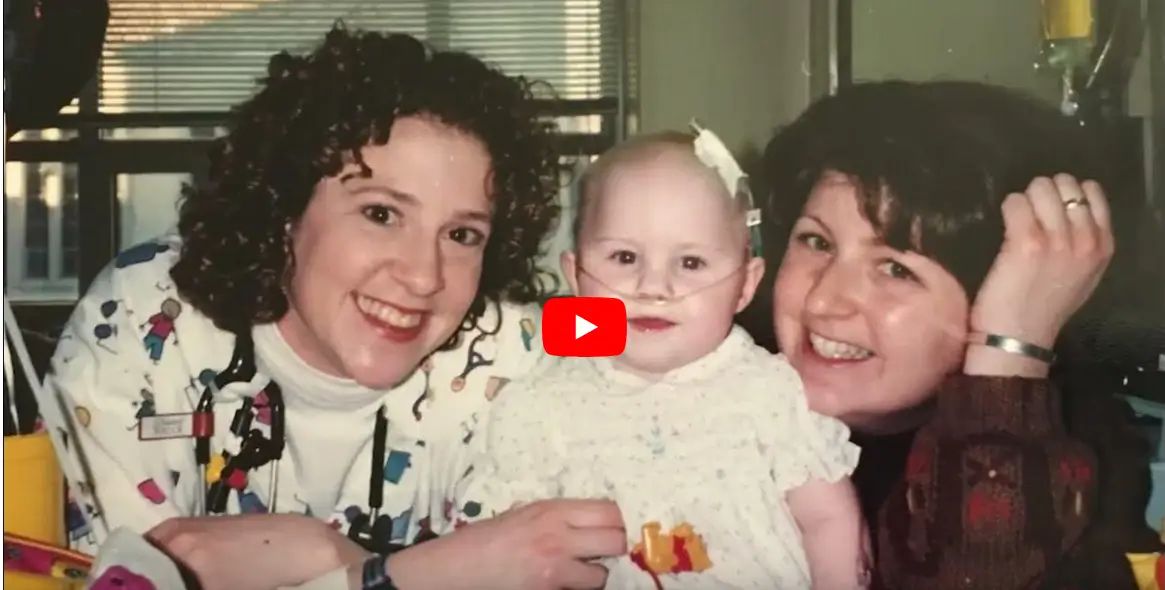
[251,322,389,414]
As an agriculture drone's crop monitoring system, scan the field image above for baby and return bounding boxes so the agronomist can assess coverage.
[435,126,867,589]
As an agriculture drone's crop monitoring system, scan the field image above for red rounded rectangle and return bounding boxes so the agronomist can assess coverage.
[542,297,627,357]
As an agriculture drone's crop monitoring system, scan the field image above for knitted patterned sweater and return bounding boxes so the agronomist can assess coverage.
[872,373,1162,590]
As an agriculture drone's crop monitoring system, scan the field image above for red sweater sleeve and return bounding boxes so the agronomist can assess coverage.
[875,375,1097,590]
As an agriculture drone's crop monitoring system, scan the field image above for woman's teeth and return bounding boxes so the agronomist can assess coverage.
[809,332,872,360]
[355,294,422,328]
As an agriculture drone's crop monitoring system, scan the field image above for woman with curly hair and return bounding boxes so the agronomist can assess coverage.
[47,24,625,590]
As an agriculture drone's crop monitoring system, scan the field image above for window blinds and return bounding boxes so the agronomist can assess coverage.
[100,0,626,113]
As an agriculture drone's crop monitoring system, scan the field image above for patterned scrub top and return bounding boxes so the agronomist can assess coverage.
[45,235,544,555]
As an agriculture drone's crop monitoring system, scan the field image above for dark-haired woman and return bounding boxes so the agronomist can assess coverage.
[47,25,624,590]
[751,80,1162,589]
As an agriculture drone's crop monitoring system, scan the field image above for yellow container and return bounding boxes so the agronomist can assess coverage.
[3,432,75,589]
[1043,0,1094,40]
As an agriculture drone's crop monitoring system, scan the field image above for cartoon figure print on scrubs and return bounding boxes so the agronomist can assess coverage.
[43,24,559,558]
[141,298,182,363]
[53,239,543,550]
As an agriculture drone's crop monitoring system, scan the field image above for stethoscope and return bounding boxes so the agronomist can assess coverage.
[190,331,418,553]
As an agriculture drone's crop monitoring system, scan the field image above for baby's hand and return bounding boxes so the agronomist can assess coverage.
[787,478,868,590]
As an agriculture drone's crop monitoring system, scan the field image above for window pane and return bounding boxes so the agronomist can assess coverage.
[98,126,228,140]
[5,162,81,302]
[118,173,193,249]
[26,166,51,279]
[555,114,602,134]
[25,249,50,280]
[61,192,80,279]
[448,0,615,99]
[9,128,80,142]
[100,0,626,112]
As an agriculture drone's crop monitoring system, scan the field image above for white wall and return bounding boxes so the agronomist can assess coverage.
[538,0,817,293]
[636,0,813,154]
[851,0,1153,115]
[852,0,1058,102]
[633,0,1153,159]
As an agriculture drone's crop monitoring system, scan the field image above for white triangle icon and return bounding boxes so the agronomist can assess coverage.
[575,315,597,339]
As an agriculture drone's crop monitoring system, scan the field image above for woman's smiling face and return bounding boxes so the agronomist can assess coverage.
[278,115,494,389]
[772,173,970,432]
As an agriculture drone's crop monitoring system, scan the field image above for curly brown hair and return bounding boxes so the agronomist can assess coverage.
[171,24,562,335]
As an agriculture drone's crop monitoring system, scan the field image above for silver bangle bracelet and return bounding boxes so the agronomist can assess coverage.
[968,332,1057,364]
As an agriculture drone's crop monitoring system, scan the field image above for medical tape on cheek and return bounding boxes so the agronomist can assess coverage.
[689,120,764,258]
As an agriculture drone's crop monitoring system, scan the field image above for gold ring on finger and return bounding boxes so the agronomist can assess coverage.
[1063,197,1089,211]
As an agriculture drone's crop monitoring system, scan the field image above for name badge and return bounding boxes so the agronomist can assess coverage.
[138,413,195,441]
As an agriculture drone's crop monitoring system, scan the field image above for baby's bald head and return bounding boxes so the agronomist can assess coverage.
[572,131,750,252]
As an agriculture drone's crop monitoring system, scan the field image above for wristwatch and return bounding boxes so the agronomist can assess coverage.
[361,555,398,590]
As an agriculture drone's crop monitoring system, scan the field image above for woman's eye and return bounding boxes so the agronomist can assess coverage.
[795,232,831,252]
[610,250,636,264]
[448,227,486,247]
[680,256,706,271]
[877,260,918,282]
[361,205,398,226]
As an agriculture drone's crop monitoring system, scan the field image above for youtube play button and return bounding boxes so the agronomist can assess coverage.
[543,297,627,357]
[576,316,597,339]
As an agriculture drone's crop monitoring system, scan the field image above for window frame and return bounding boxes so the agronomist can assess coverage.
[21,163,50,281]
[8,160,81,298]
[7,108,624,298]
[4,0,635,436]
[97,0,625,113]
[7,0,636,303]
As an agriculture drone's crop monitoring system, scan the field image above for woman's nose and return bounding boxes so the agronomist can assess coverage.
[389,242,444,297]
[804,261,859,318]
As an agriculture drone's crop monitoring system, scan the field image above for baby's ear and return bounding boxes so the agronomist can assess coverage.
[736,256,766,312]
[560,250,581,295]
